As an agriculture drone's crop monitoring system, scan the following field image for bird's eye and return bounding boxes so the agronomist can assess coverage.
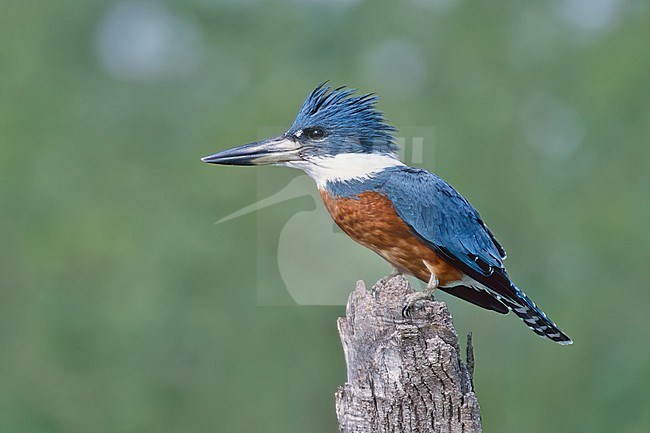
[305,127,326,141]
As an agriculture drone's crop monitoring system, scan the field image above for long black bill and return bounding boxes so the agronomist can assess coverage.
[201,135,302,166]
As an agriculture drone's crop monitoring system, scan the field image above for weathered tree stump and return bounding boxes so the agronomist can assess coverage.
[335,275,482,433]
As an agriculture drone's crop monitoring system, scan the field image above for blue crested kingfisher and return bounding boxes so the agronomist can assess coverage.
[202,83,572,345]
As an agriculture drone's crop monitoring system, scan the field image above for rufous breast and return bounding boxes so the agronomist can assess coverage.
[319,190,463,286]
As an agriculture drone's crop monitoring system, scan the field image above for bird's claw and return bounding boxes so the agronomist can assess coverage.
[401,303,412,318]
[401,290,435,318]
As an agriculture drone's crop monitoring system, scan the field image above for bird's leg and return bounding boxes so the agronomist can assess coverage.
[426,272,440,291]
[402,261,440,318]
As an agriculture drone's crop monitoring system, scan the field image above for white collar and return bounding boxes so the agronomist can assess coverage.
[285,153,404,188]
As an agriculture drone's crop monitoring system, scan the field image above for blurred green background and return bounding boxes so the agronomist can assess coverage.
[2,0,649,432]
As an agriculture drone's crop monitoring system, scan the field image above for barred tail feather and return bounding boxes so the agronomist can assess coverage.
[500,283,573,345]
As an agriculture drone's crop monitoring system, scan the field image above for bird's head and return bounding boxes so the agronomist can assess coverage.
[202,83,401,185]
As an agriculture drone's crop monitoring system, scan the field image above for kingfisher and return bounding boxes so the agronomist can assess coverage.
[202,83,572,345]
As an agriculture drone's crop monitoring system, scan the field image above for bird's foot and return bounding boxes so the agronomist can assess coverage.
[401,288,436,318]
[402,271,439,318]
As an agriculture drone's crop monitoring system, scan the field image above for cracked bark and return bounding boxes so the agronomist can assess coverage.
[335,275,482,433]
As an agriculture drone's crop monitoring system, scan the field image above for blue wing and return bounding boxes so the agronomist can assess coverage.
[380,166,507,280]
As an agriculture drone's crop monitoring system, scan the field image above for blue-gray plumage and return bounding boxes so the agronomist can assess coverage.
[288,83,398,156]
[202,83,572,345]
